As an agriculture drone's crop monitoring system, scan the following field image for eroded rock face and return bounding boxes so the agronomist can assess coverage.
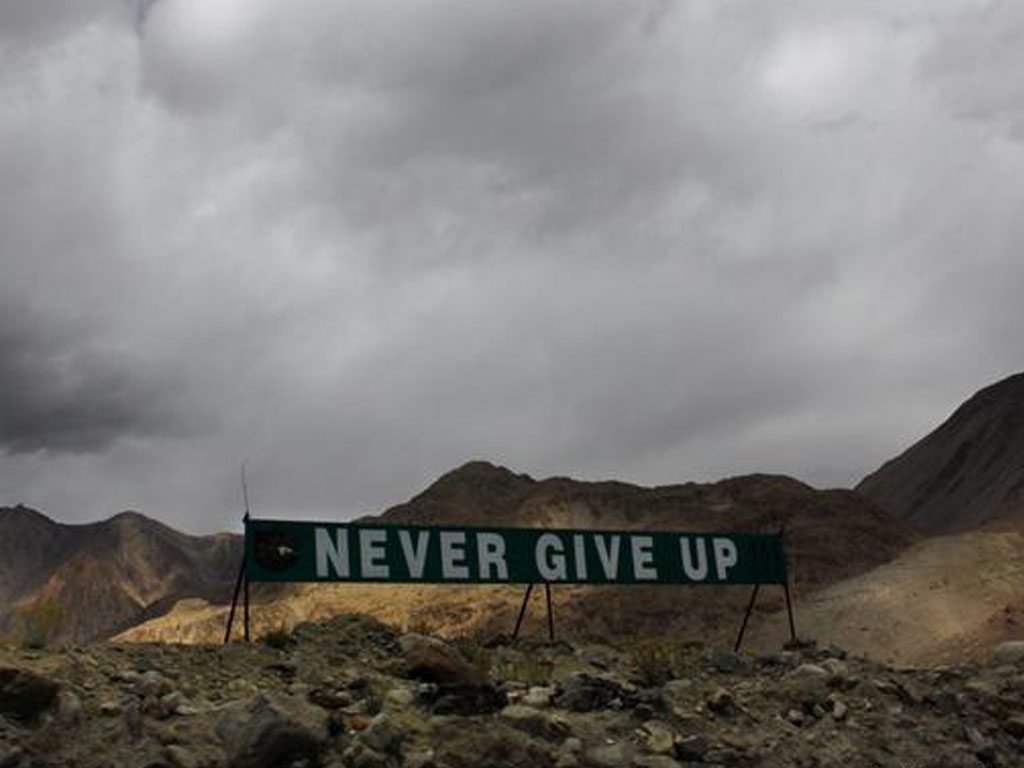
[2,616,1024,768]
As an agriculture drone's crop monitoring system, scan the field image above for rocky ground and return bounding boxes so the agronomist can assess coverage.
[2,615,1024,768]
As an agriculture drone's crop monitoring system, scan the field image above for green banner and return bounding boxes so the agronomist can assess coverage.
[245,519,787,586]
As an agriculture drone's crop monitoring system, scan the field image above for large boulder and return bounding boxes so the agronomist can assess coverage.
[0,668,59,723]
[215,693,328,768]
[399,633,485,686]
[399,633,506,715]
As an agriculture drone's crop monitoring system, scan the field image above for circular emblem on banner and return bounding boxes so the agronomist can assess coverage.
[254,529,300,572]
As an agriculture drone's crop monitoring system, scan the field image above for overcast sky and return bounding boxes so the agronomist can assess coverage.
[1,0,1022,533]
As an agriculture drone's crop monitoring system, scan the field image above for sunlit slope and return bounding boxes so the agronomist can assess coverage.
[122,530,1024,668]
[748,529,1024,665]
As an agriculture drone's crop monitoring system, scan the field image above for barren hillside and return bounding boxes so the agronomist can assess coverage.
[0,507,241,644]
[858,371,1024,533]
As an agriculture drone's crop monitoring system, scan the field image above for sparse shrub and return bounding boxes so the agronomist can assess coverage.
[627,639,687,687]
[16,601,62,649]
[494,652,554,685]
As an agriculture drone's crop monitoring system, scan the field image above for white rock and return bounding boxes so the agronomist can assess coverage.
[522,685,556,708]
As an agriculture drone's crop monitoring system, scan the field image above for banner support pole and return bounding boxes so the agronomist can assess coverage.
[224,476,251,644]
[733,582,761,652]
[512,584,534,640]
[224,552,246,644]
[779,525,797,643]
[243,570,250,642]
[783,580,797,643]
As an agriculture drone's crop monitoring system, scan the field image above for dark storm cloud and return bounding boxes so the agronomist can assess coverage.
[0,305,192,453]
[1,0,1023,530]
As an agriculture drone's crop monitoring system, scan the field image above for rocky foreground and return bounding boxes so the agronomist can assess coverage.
[2,616,1024,768]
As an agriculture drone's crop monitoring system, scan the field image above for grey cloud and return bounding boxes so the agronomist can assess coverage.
[1,1,1024,530]
[0,0,120,45]
[0,305,194,453]
[920,1,1024,140]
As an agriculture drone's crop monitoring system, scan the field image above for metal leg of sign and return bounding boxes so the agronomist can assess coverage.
[544,583,555,642]
[733,583,761,653]
[512,584,535,640]
[783,579,797,643]
[243,573,251,643]
[778,524,797,643]
[224,556,246,644]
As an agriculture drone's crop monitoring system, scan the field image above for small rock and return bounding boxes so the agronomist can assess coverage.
[164,744,225,768]
[924,755,986,768]
[429,682,506,716]
[586,742,634,768]
[819,645,848,660]
[792,663,829,679]
[123,699,144,742]
[139,670,173,697]
[661,679,693,702]
[0,746,26,768]
[993,641,1024,665]
[160,691,193,717]
[786,708,806,725]
[403,747,436,768]
[357,713,405,755]
[384,686,415,708]
[1002,715,1024,738]
[711,649,743,674]
[820,659,849,681]
[634,756,683,768]
[963,723,996,763]
[674,734,709,761]
[554,674,631,713]
[831,699,848,721]
[523,685,556,708]
[57,690,82,724]
[99,698,122,716]
[308,687,352,710]
[348,744,390,768]
[561,737,583,754]
[639,720,676,755]
[501,704,560,739]
[706,687,734,716]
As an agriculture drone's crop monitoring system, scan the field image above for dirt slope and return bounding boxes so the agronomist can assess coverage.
[748,529,1024,665]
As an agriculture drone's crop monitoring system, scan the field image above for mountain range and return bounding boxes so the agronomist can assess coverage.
[2,370,1023,661]
[0,507,239,644]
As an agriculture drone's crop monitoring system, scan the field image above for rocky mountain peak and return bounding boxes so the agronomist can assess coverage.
[857,371,1024,533]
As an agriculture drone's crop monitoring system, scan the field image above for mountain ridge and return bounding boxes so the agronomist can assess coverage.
[0,505,241,644]
[857,371,1024,533]
[120,464,915,648]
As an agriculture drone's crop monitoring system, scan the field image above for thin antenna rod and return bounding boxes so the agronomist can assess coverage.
[241,462,251,519]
